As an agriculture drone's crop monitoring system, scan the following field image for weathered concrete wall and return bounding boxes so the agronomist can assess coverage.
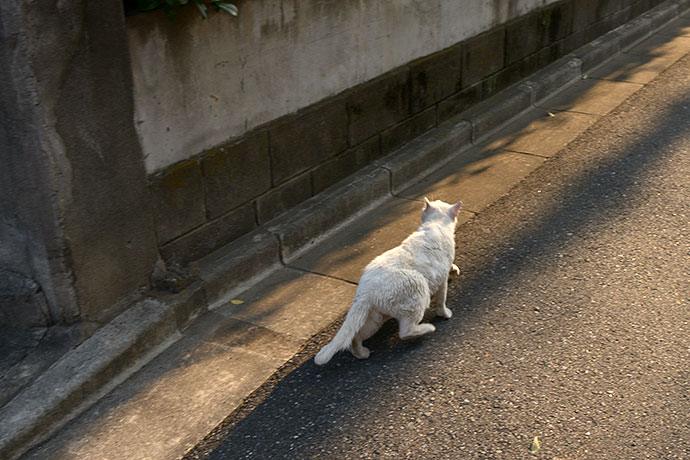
[0,0,159,326]
[135,0,661,266]
[1,0,665,328]
[128,0,563,174]
[1,2,81,324]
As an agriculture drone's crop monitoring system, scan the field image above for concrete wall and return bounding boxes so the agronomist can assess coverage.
[1,0,664,327]
[135,0,661,266]
[128,0,563,174]
[0,0,159,327]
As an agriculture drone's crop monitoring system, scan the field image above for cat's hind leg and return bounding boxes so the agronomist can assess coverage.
[398,316,436,339]
[435,276,453,319]
[351,310,385,359]
[396,295,435,339]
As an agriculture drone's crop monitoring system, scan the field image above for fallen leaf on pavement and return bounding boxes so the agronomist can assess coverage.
[530,436,541,454]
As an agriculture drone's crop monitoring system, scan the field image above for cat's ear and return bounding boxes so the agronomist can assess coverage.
[423,197,431,211]
[448,201,463,218]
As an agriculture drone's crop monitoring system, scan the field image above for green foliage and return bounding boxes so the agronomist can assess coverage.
[136,0,238,21]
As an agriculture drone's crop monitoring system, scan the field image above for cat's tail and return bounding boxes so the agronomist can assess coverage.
[314,297,370,365]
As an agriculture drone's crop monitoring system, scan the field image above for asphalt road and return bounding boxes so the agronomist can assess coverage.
[186,54,690,460]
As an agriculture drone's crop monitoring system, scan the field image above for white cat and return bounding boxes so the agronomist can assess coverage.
[314,198,462,365]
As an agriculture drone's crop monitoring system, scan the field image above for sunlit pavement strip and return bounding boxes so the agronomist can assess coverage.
[22,12,690,460]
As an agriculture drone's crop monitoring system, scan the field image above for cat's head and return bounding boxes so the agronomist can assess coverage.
[421,197,463,225]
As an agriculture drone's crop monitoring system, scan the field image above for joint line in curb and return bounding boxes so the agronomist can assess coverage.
[267,231,287,266]
[379,165,395,195]
[533,105,606,118]
[501,149,552,160]
[285,265,359,286]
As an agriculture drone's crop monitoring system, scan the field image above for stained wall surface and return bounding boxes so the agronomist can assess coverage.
[128,0,561,173]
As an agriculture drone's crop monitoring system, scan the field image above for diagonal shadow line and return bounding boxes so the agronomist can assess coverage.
[185,55,690,460]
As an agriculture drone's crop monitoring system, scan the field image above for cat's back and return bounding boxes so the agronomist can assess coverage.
[357,250,429,311]
[364,242,414,272]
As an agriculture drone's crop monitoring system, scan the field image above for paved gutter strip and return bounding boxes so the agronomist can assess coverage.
[2,2,689,459]
[0,299,181,460]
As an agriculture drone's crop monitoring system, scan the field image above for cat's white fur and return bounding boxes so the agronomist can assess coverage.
[314,198,462,365]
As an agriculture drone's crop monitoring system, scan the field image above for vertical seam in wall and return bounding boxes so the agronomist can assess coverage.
[196,158,211,222]
[502,21,509,72]
[196,158,210,222]
[345,93,353,148]
[458,41,465,104]
[376,133,382,160]
[267,130,275,188]
[405,65,413,117]
[145,180,165,250]
[566,0,575,38]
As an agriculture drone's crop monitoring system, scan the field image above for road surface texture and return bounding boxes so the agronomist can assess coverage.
[184,52,690,460]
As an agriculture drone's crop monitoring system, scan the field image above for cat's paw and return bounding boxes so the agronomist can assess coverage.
[400,323,436,339]
[352,346,370,359]
[449,264,461,278]
[419,323,436,335]
[437,306,453,319]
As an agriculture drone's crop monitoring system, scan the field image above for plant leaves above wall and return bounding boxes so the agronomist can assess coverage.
[132,0,238,20]
[194,0,209,20]
[214,2,239,16]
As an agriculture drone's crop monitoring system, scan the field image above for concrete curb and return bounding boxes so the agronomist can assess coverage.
[464,84,535,144]
[1,2,686,458]
[268,165,391,264]
[193,229,282,309]
[525,57,583,103]
[378,118,472,194]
